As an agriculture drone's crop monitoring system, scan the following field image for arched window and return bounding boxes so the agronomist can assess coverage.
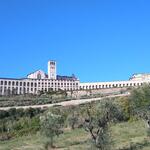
[9,81,11,85]
[1,81,3,85]
[37,73,41,79]
[20,82,22,86]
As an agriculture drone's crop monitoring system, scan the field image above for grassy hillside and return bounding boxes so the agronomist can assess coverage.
[0,120,150,150]
[1,85,150,150]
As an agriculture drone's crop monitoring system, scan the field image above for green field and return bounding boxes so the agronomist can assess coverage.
[0,120,150,150]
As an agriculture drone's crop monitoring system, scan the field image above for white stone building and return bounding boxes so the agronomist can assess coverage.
[129,73,150,81]
[0,61,79,95]
[0,60,150,96]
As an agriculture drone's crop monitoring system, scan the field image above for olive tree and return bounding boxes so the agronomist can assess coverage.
[84,101,123,149]
[40,112,64,148]
[128,84,150,137]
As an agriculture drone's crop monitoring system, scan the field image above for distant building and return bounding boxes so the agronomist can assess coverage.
[28,60,57,80]
[0,60,150,96]
[129,73,150,81]
[0,61,79,95]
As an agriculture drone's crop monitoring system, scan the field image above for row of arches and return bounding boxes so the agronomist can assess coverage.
[0,80,78,87]
[80,81,144,90]
[0,80,37,87]
[0,79,80,95]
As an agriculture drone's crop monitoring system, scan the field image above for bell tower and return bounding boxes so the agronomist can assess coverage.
[48,60,57,79]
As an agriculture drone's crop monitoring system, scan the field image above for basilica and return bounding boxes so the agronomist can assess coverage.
[0,60,150,96]
[0,61,79,95]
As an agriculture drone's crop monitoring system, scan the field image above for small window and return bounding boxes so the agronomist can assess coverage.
[5,81,7,85]
[31,83,33,87]
[1,81,3,85]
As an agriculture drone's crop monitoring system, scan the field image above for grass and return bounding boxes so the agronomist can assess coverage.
[0,128,92,150]
[111,120,150,150]
[1,120,150,150]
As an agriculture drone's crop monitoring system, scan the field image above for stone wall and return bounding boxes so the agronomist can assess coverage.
[67,87,128,98]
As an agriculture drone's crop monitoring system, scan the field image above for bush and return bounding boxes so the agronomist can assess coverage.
[129,84,150,114]
[12,117,40,136]
[117,97,130,121]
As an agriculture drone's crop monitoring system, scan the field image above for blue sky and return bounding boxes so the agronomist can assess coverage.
[0,0,150,82]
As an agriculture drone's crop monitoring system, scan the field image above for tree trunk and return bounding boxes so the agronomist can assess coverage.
[50,136,54,148]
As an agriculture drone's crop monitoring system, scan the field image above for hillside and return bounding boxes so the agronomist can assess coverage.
[0,120,149,150]
[0,85,150,150]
